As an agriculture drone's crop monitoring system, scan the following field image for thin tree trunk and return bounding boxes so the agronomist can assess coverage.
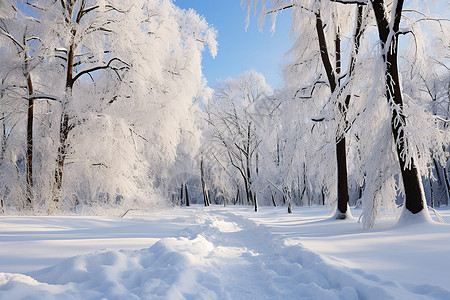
[322,186,325,206]
[271,192,277,207]
[1,114,5,161]
[429,174,434,208]
[200,157,209,206]
[444,163,450,206]
[185,183,190,206]
[25,74,34,209]
[180,183,183,205]
[0,115,5,212]
[371,0,426,214]
[246,122,253,206]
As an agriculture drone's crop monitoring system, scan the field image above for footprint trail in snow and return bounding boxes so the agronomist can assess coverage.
[0,210,448,299]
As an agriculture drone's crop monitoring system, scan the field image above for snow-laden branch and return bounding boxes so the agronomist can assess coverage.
[0,28,24,50]
[29,94,59,101]
[72,57,130,83]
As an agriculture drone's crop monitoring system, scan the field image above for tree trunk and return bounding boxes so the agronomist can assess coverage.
[322,186,325,206]
[185,183,190,207]
[25,74,34,209]
[246,122,253,206]
[200,157,209,206]
[315,12,349,218]
[180,183,183,205]
[371,0,426,214]
[1,114,5,161]
[1,114,5,212]
[50,37,75,213]
[429,174,434,208]
[443,163,450,206]
[336,137,349,215]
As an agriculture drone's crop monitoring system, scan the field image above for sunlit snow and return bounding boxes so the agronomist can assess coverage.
[1,206,449,299]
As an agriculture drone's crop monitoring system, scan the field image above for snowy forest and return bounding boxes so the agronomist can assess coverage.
[1,0,448,227]
[0,0,450,298]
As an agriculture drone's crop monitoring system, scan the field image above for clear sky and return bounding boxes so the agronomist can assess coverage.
[175,0,293,89]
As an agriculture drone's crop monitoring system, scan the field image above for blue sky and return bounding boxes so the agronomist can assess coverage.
[175,0,293,89]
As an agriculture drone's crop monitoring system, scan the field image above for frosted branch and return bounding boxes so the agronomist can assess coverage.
[72,57,130,83]
[0,28,24,50]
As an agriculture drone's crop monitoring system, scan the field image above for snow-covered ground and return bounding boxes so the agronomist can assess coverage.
[0,205,449,299]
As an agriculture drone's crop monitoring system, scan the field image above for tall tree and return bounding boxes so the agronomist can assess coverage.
[46,0,130,212]
[0,1,45,210]
[243,0,365,218]
[205,71,272,211]
[369,0,433,218]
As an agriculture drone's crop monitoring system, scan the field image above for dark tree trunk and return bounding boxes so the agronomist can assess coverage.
[51,37,75,213]
[185,183,190,206]
[200,158,209,206]
[254,192,257,212]
[180,183,184,205]
[315,12,349,217]
[1,114,5,161]
[271,193,277,207]
[445,166,450,206]
[26,74,34,208]
[246,122,253,206]
[243,177,250,204]
[1,114,5,211]
[336,137,349,214]
[371,0,425,214]
[322,186,325,206]
[335,28,350,216]
[429,174,434,208]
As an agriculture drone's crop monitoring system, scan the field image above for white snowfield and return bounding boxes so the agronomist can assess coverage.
[0,206,449,299]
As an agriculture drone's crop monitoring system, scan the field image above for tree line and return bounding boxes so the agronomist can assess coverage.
[1,0,448,228]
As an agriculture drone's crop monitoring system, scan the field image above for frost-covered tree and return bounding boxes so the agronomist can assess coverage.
[243,0,367,218]
[358,0,448,225]
[0,0,217,214]
[0,0,47,211]
[50,0,217,212]
[205,71,273,211]
[243,0,449,226]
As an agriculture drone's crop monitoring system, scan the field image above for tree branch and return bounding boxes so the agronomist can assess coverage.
[72,57,129,83]
[0,28,24,50]
[29,94,59,101]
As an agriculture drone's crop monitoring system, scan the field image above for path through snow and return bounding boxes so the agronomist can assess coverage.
[0,209,449,299]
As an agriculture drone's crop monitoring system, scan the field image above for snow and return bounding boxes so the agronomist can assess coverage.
[1,206,450,299]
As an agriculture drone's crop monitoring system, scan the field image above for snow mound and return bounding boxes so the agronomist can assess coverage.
[396,207,434,227]
[1,209,449,299]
